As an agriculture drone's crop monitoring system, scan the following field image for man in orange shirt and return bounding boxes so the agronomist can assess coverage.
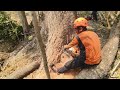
[52,17,101,74]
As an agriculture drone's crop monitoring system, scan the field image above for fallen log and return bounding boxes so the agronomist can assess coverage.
[75,20,120,79]
[4,61,40,79]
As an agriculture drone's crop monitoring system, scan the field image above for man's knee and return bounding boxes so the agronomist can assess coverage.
[57,66,69,73]
[57,60,74,73]
[64,60,73,69]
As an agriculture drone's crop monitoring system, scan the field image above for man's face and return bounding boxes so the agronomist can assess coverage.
[74,29,78,34]
[74,28,82,34]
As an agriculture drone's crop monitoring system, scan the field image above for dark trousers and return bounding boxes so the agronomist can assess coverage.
[57,55,97,73]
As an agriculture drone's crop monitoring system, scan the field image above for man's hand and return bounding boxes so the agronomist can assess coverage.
[64,45,70,49]
[62,45,68,51]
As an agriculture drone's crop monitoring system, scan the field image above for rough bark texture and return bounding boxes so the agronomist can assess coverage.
[43,11,75,64]
[75,20,120,79]
[4,61,40,79]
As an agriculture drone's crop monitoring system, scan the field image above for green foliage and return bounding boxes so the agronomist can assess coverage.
[0,11,23,43]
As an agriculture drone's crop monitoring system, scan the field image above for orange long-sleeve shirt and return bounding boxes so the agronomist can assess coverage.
[68,31,101,65]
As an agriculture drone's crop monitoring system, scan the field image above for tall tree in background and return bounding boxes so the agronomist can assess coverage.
[91,11,98,21]
[18,11,29,39]
[31,11,51,79]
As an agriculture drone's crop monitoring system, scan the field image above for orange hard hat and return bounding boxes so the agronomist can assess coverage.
[73,17,88,28]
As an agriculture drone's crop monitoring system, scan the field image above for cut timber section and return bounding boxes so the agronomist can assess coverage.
[75,20,120,79]
[4,61,40,79]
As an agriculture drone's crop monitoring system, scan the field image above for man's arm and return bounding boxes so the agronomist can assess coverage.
[64,45,72,49]
[64,37,78,49]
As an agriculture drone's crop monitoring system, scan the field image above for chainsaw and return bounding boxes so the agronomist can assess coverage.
[49,47,79,73]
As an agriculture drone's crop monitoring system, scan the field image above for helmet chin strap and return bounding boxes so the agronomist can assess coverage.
[75,26,87,34]
[76,29,83,34]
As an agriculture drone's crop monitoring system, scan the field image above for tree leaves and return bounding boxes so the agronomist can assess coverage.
[0,11,23,43]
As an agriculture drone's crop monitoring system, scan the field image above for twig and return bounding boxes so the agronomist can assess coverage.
[111,11,120,25]
[106,12,111,29]
[110,12,115,19]
[101,12,106,21]
[116,11,120,17]
[110,60,120,76]
[98,12,103,21]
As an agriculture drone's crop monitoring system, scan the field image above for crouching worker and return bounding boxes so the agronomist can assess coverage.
[51,17,101,74]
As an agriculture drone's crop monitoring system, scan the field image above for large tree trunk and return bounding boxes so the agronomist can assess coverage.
[5,61,40,79]
[36,11,75,78]
[31,11,51,79]
[75,20,120,79]
[43,11,75,64]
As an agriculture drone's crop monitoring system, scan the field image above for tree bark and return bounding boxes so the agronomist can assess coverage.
[33,11,75,78]
[43,11,75,65]
[5,61,40,79]
[18,11,29,38]
[31,11,51,79]
[75,20,120,79]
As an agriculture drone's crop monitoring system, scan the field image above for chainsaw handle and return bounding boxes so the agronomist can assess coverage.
[61,46,67,52]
